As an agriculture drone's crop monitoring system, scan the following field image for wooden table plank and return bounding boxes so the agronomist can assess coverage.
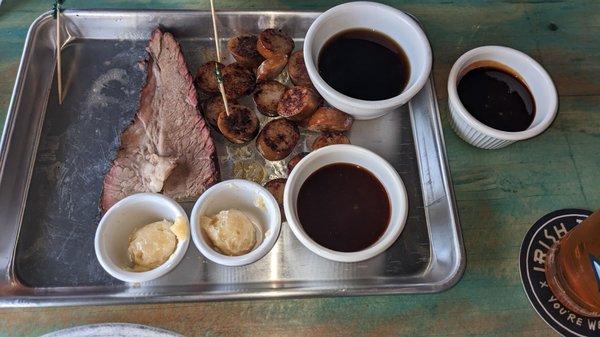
[1,1,599,336]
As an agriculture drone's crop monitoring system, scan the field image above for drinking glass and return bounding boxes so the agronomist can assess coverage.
[545,209,600,317]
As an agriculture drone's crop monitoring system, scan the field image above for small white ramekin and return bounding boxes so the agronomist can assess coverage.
[303,1,432,120]
[95,193,190,283]
[283,144,408,262]
[447,46,558,149]
[190,179,281,267]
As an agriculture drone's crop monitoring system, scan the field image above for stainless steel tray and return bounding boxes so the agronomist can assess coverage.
[0,10,464,307]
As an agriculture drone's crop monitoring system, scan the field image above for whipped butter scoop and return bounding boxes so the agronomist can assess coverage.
[199,209,259,256]
[127,216,188,271]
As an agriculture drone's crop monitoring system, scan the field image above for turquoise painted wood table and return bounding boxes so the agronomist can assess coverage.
[0,1,599,336]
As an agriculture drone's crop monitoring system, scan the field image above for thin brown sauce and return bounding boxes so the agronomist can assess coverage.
[457,64,535,132]
[297,163,390,252]
[318,29,410,101]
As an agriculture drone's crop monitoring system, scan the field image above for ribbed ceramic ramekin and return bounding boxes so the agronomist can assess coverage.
[447,46,558,149]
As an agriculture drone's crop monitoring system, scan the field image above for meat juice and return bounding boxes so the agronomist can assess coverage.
[297,163,390,252]
[318,29,410,101]
[457,63,535,132]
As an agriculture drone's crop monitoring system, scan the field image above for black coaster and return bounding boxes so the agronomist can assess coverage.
[520,208,599,337]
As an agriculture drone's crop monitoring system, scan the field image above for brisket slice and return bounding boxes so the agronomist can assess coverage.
[101,28,219,211]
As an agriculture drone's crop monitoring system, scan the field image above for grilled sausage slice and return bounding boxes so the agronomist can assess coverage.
[195,61,225,94]
[257,28,294,59]
[264,178,286,217]
[256,118,300,161]
[311,132,350,150]
[256,54,288,82]
[227,34,264,68]
[253,81,287,117]
[301,107,354,132]
[287,152,309,172]
[217,104,260,144]
[288,50,312,87]
[203,96,238,129]
[277,86,321,121]
[222,63,256,99]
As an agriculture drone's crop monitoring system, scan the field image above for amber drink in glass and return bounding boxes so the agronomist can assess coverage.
[545,209,600,317]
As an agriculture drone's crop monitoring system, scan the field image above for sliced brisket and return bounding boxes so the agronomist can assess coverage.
[101,28,219,211]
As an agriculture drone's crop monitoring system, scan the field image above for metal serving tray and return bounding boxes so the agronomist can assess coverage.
[0,10,464,307]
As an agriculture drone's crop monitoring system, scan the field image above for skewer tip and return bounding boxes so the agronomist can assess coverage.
[209,0,230,116]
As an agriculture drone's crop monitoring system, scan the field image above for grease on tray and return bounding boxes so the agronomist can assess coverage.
[232,160,267,184]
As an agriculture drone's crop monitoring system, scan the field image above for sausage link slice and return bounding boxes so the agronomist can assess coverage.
[256,118,300,161]
[203,96,238,130]
[301,107,354,132]
[277,86,322,121]
[288,50,312,87]
[257,28,294,59]
[311,132,350,150]
[227,34,264,68]
[287,152,309,172]
[222,63,256,99]
[264,178,287,217]
[217,104,260,144]
[256,54,288,82]
[195,61,225,94]
[253,81,287,117]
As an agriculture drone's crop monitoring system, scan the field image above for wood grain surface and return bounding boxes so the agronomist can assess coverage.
[1,0,599,336]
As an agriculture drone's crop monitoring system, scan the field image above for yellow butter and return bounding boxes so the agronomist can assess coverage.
[170,216,189,242]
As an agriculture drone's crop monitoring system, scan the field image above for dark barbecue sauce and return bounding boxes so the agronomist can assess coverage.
[457,65,535,132]
[297,163,390,252]
[318,29,410,101]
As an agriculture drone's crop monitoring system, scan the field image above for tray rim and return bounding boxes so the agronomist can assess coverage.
[0,9,465,307]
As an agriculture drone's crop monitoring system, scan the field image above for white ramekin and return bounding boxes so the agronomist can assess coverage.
[95,193,190,283]
[447,46,558,149]
[190,179,281,267]
[303,1,432,120]
[283,144,408,262]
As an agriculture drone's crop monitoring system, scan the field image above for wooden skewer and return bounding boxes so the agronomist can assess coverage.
[209,0,230,116]
[55,7,63,104]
